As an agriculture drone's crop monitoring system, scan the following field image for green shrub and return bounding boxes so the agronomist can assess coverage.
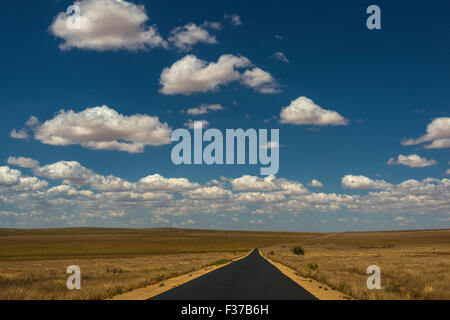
[292,246,305,255]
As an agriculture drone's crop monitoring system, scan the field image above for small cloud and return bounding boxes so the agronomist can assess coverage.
[225,14,242,26]
[387,154,437,168]
[275,34,284,40]
[10,129,29,140]
[264,116,278,123]
[342,175,391,190]
[168,22,219,51]
[185,104,223,115]
[272,52,289,63]
[308,179,323,188]
[260,141,280,150]
[241,68,280,94]
[26,116,39,127]
[184,119,210,130]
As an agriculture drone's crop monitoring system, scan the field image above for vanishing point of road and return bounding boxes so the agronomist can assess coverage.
[152,249,317,300]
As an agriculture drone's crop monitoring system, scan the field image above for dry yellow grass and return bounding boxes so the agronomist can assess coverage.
[261,229,450,300]
[0,252,242,300]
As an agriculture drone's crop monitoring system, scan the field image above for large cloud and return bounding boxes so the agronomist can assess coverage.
[29,106,171,153]
[341,175,392,190]
[387,154,437,168]
[280,97,348,126]
[402,117,450,149]
[49,0,166,51]
[159,55,279,95]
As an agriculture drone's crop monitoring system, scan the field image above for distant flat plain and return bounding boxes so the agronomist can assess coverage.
[0,228,448,300]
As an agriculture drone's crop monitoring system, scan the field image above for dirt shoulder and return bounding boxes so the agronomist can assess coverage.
[109,250,253,300]
[259,249,348,300]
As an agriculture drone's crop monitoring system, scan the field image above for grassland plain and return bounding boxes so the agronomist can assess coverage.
[0,228,314,299]
[261,229,450,300]
[1,228,448,300]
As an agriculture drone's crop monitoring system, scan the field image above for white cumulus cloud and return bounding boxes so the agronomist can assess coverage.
[342,175,391,190]
[402,117,450,149]
[387,154,437,168]
[0,166,22,186]
[241,68,280,94]
[280,97,348,126]
[137,174,199,192]
[308,179,323,188]
[7,157,40,169]
[29,106,171,153]
[159,55,279,95]
[168,22,219,51]
[49,0,167,51]
[159,54,251,95]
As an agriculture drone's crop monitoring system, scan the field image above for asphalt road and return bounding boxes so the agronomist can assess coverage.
[152,249,317,300]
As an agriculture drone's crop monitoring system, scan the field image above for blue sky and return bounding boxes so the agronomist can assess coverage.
[0,0,449,231]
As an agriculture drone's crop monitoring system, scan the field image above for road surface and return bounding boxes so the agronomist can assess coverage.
[152,249,317,300]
